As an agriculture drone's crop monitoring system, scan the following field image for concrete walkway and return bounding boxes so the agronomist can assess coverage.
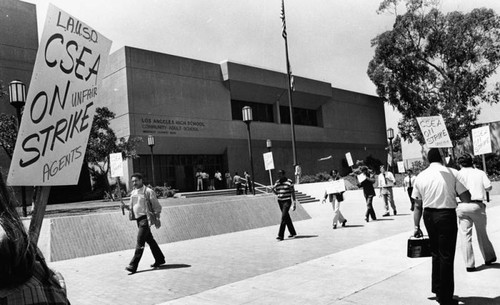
[49,188,500,305]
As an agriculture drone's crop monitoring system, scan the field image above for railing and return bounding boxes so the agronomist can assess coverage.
[241,178,272,194]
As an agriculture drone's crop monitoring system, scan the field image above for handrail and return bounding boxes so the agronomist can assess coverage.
[241,178,272,194]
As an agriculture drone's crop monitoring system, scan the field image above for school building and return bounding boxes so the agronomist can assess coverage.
[100,47,388,191]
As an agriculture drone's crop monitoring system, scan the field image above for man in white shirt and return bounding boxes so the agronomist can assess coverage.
[378,165,397,216]
[412,149,470,305]
[456,154,496,271]
[404,169,416,211]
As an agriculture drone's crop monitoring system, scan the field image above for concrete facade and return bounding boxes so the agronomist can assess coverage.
[0,0,38,195]
[102,47,387,191]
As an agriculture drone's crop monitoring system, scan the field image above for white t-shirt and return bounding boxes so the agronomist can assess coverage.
[412,163,467,209]
[456,167,491,201]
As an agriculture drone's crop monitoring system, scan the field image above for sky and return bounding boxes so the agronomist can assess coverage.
[24,0,500,159]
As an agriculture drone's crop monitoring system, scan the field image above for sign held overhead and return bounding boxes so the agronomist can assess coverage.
[416,115,452,148]
[8,5,112,186]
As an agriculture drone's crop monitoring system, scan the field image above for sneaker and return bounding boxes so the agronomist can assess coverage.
[276,237,284,241]
[393,210,397,216]
[466,267,477,272]
[382,213,390,217]
[333,224,337,229]
[341,220,347,227]
[288,234,296,238]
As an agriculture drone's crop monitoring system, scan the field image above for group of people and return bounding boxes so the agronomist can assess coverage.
[195,169,225,191]
[411,148,496,305]
[232,171,252,195]
[194,169,253,194]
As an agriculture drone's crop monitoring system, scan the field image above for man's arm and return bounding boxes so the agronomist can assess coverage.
[458,190,471,203]
[413,199,423,237]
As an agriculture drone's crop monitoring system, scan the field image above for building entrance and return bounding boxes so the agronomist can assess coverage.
[133,154,225,191]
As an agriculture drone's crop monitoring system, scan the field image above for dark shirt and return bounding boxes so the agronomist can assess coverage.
[359,176,376,197]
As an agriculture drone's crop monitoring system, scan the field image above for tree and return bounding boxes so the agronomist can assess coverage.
[85,107,142,196]
[0,114,17,159]
[368,0,500,146]
[0,81,18,159]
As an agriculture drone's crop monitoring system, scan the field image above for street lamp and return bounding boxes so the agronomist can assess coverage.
[387,128,394,172]
[147,135,156,186]
[8,80,27,216]
[242,106,255,195]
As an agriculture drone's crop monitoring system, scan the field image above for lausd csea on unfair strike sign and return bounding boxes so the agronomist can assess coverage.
[416,115,453,148]
[8,5,112,186]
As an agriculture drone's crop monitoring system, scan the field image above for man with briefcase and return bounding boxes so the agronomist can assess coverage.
[411,148,471,305]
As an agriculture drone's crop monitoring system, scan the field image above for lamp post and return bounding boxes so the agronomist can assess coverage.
[387,128,394,172]
[8,80,27,216]
[147,135,156,186]
[242,106,255,195]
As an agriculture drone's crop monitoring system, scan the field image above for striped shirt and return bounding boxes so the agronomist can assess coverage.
[273,178,295,201]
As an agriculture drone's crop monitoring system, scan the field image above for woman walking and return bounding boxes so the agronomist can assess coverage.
[357,166,377,222]
[322,169,347,229]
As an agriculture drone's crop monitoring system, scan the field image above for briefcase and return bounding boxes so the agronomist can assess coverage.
[407,236,431,258]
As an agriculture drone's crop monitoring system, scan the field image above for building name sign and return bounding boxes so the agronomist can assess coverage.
[140,116,208,136]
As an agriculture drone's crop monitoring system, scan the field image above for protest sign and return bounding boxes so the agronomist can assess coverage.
[357,173,366,184]
[416,116,452,148]
[472,126,492,156]
[263,152,275,171]
[345,152,354,167]
[110,153,124,177]
[326,179,346,194]
[397,161,405,173]
[8,5,112,186]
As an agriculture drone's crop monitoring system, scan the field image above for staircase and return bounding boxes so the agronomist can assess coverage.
[295,191,319,203]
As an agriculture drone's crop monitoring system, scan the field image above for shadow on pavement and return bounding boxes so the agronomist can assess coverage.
[291,235,319,239]
[373,218,394,222]
[344,224,364,228]
[394,213,411,216]
[134,264,191,274]
[476,263,500,271]
[458,296,500,305]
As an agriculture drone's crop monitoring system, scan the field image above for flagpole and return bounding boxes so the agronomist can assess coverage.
[281,0,298,168]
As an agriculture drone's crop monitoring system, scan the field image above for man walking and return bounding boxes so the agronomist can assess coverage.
[456,154,496,271]
[272,170,298,241]
[412,149,470,305]
[404,169,416,211]
[378,165,397,216]
[121,173,165,274]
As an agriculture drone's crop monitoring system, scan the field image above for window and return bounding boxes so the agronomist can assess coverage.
[280,106,318,126]
[231,100,274,123]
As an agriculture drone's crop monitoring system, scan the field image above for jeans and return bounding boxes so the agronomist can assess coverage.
[381,187,397,214]
[365,195,376,220]
[407,187,415,211]
[129,216,165,268]
[423,208,457,304]
[278,200,296,238]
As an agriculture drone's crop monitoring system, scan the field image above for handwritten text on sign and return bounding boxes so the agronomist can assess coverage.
[472,126,492,156]
[416,116,452,148]
[8,5,112,186]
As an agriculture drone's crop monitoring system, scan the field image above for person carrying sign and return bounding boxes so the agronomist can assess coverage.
[357,166,377,222]
[456,154,497,271]
[378,165,397,216]
[322,169,347,229]
[121,173,165,274]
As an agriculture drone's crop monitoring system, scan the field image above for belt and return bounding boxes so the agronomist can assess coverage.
[470,200,483,203]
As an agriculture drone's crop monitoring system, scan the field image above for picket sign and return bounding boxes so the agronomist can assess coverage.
[7,5,112,244]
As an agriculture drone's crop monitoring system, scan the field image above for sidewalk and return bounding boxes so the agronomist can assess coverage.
[49,188,500,305]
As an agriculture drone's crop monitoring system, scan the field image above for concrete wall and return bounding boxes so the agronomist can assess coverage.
[32,194,311,261]
[0,0,38,200]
